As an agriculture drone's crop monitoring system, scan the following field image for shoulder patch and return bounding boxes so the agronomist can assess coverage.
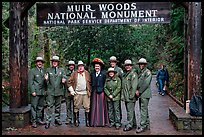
[147,71,151,75]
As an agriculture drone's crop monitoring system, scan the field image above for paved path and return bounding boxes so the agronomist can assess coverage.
[2,76,202,135]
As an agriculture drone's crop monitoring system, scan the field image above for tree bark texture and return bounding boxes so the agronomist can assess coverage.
[9,2,29,108]
[187,2,201,99]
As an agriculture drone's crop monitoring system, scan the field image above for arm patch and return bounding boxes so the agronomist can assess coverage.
[147,71,151,75]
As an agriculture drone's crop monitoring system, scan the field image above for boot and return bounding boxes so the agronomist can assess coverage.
[74,112,79,127]
[85,112,90,127]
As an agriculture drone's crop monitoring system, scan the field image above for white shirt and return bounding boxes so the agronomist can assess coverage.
[76,72,87,94]
[96,71,100,77]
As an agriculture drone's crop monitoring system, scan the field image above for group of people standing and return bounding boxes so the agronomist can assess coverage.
[28,55,152,133]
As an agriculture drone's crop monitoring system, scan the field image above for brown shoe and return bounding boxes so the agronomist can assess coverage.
[32,123,37,128]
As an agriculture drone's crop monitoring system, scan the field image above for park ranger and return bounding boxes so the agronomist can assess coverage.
[109,56,123,123]
[109,56,124,80]
[135,58,152,133]
[121,59,138,132]
[28,56,46,128]
[104,67,122,130]
[44,55,67,129]
[64,60,75,125]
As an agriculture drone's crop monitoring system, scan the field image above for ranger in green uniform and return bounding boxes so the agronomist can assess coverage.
[44,56,67,129]
[28,57,46,128]
[64,60,75,125]
[109,56,124,80]
[121,59,138,132]
[104,67,122,130]
[135,58,152,133]
[109,56,124,123]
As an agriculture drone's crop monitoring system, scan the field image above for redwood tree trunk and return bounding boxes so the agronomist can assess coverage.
[187,2,201,99]
[9,2,29,108]
[9,2,21,108]
[20,4,28,106]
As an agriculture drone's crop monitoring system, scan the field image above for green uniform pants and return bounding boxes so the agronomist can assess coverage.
[125,101,136,128]
[107,100,121,127]
[65,96,74,122]
[31,95,45,123]
[45,95,62,124]
[139,98,150,128]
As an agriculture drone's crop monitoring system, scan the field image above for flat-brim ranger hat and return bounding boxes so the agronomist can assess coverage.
[137,58,147,64]
[124,59,133,66]
[66,60,75,66]
[109,56,118,63]
[77,60,85,66]
[35,56,45,63]
[107,67,117,74]
[51,56,60,62]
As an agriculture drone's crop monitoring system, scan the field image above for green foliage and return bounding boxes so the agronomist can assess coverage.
[170,3,185,37]
[43,32,51,69]
[164,3,186,101]
[2,86,10,107]
[168,72,184,102]
[28,4,42,69]
[47,25,137,69]
[2,2,9,81]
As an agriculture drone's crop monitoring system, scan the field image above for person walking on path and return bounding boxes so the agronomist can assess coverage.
[64,60,75,125]
[135,58,152,133]
[121,59,138,132]
[28,56,46,128]
[67,61,91,127]
[104,67,122,130]
[89,58,110,127]
[44,56,67,129]
[156,64,169,96]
